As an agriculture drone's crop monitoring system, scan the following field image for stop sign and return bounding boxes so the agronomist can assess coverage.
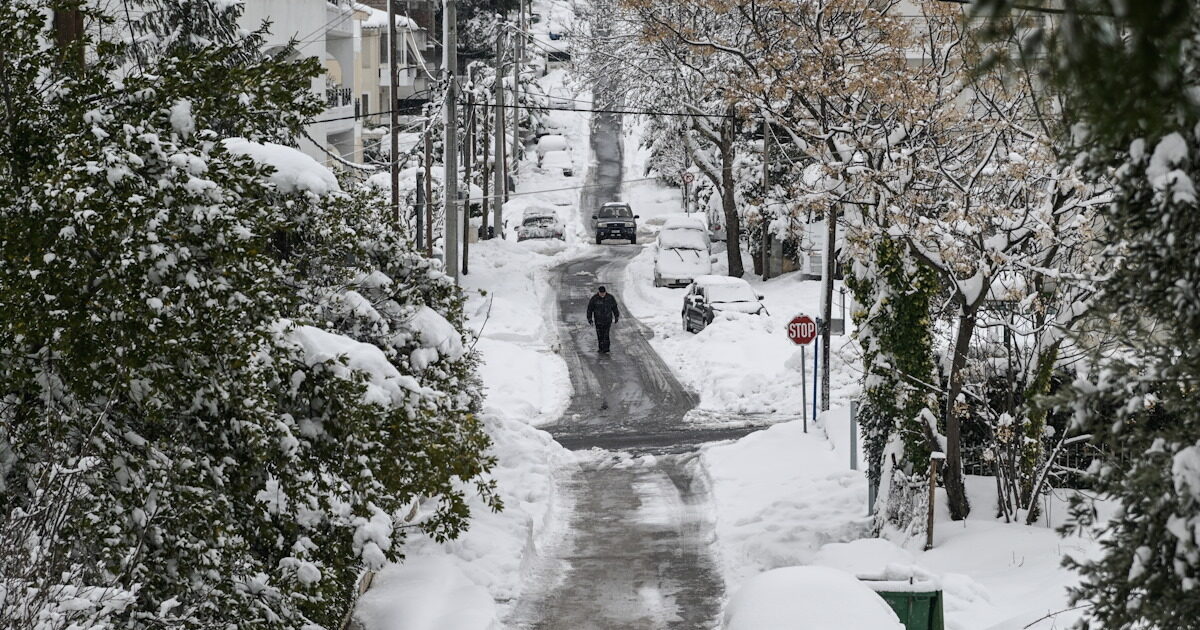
[787,315,818,345]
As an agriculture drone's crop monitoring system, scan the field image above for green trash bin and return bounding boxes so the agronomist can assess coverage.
[859,579,945,630]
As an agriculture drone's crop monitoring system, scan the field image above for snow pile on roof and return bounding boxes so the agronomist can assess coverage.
[359,5,418,30]
[286,323,424,406]
[724,566,904,630]
[221,138,341,195]
[355,556,498,630]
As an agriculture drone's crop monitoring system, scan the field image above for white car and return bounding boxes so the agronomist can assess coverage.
[682,275,767,333]
[541,150,574,177]
[536,134,568,162]
[654,216,712,287]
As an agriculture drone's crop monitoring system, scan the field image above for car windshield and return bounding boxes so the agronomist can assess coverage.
[706,283,758,303]
[659,227,707,251]
[599,206,632,219]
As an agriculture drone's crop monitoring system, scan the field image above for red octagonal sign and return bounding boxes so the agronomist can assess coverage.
[787,315,818,345]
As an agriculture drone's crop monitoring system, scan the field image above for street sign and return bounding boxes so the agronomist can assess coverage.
[681,172,695,184]
[787,314,818,345]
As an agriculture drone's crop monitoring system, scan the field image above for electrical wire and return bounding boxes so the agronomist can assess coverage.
[465,176,661,203]
[459,99,734,119]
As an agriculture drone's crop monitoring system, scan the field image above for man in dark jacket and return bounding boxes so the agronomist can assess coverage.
[586,286,620,353]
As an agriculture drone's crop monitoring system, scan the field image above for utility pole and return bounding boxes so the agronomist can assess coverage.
[761,121,772,281]
[462,95,473,276]
[424,126,434,257]
[388,0,401,230]
[54,6,84,68]
[443,0,460,281]
[511,6,525,192]
[492,31,507,240]
[481,92,491,239]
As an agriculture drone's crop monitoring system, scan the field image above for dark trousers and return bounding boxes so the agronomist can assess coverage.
[595,322,612,352]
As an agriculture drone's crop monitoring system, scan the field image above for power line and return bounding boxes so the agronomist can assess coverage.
[465,176,661,203]
[458,100,735,119]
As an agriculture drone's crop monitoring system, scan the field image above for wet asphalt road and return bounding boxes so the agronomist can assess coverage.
[507,81,740,630]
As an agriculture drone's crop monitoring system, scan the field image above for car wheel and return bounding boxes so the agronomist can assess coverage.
[630,234,637,245]
[595,234,602,245]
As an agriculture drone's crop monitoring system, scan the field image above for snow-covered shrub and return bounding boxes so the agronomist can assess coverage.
[845,237,941,535]
[0,3,493,629]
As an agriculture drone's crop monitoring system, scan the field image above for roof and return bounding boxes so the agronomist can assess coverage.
[601,201,630,208]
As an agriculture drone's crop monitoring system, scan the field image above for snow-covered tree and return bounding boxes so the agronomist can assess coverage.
[972,0,1200,624]
[574,0,752,276]
[0,3,495,629]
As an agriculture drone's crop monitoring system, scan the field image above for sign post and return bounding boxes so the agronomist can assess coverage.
[681,171,695,213]
[787,314,818,433]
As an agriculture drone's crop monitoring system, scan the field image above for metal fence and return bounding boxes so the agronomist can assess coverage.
[326,87,352,108]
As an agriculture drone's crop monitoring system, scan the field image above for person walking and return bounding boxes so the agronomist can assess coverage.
[586,285,620,353]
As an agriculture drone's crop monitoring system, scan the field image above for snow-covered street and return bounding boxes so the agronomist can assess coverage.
[10,1,1185,630]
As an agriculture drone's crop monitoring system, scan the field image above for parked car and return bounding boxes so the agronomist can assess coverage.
[516,207,565,241]
[682,275,767,333]
[536,134,568,163]
[535,112,569,138]
[654,216,711,287]
[541,150,574,177]
[592,202,638,244]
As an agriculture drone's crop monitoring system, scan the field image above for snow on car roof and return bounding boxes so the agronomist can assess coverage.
[662,216,706,230]
[522,206,558,219]
[693,274,752,287]
[542,150,572,165]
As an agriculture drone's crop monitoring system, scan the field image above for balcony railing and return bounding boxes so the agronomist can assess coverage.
[326,87,352,109]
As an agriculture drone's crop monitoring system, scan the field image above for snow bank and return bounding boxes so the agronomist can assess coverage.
[355,556,498,630]
[221,138,340,195]
[702,419,871,588]
[724,566,903,630]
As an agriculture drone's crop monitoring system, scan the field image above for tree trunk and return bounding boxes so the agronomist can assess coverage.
[943,309,976,521]
[720,109,744,278]
[820,207,836,411]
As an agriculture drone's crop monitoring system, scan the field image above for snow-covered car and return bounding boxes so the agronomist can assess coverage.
[682,275,767,333]
[536,134,569,162]
[516,208,565,241]
[592,202,638,244]
[546,86,573,108]
[654,216,711,287]
[541,150,574,177]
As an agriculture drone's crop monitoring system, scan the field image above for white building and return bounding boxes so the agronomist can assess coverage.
[239,0,376,165]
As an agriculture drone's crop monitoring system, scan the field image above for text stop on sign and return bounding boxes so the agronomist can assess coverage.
[788,315,818,345]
